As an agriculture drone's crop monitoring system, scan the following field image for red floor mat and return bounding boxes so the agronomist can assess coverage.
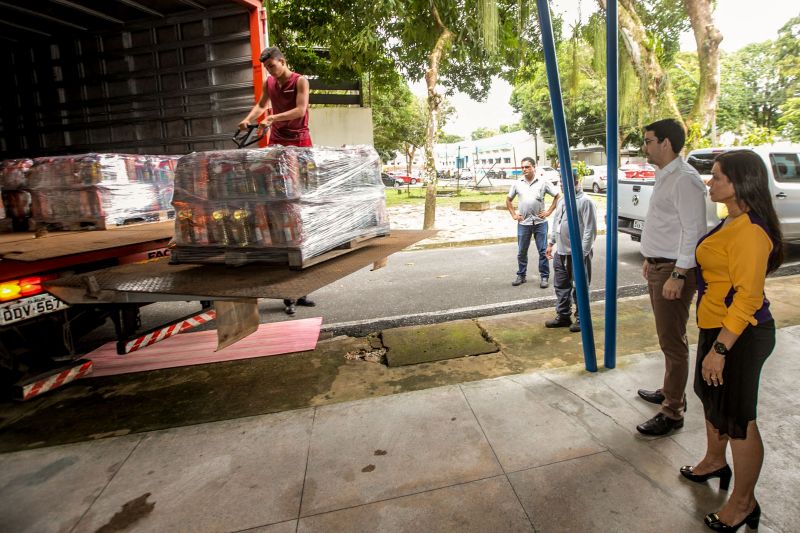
[86,317,323,377]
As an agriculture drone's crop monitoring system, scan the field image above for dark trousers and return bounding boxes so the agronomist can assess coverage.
[646,262,697,420]
[517,222,549,279]
[553,251,592,319]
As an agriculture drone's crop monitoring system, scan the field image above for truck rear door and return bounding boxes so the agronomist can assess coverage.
[617,177,654,241]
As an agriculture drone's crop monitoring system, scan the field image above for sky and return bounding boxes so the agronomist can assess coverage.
[411,0,799,138]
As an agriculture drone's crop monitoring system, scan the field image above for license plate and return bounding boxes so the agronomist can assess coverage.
[632,220,645,230]
[0,293,69,326]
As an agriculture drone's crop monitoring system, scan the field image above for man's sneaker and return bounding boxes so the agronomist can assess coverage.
[545,316,572,328]
[569,322,581,333]
[512,276,526,286]
[539,278,549,289]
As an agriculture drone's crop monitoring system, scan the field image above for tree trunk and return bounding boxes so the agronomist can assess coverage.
[683,0,722,142]
[422,4,453,231]
[404,143,417,177]
[597,0,684,125]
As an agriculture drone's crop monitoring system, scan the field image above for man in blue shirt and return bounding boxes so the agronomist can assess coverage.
[506,157,561,288]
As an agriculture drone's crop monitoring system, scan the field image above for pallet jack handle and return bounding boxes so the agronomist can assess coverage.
[232,124,268,148]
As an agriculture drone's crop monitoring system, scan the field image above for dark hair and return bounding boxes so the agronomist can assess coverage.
[715,150,784,272]
[260,46,285,63]
[644,118,686,154]
[521,157,535,167]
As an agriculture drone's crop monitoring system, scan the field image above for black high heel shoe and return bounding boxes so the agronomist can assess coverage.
[704,502,760,531]
[680,464,732,490]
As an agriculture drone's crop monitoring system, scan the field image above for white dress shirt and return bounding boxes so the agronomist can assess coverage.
[640,156,708,269]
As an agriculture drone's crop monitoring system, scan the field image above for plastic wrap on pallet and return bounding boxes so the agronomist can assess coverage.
[171,146,390,265]
[0,159,34,223]
[0,159,34,189]
[27,154,180,229]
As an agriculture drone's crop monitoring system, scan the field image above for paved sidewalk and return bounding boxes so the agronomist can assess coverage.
[2,323,797,532]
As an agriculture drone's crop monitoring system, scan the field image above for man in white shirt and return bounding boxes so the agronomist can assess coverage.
[636,118,708,436]
[506,157,561,288]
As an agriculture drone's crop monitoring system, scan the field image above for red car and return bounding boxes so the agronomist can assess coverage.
[389,172,422,185]
[618,163,656,180]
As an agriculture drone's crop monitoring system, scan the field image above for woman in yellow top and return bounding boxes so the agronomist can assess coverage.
[679,150,784,531]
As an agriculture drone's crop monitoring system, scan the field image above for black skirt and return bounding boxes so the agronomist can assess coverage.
[694,320,775,439]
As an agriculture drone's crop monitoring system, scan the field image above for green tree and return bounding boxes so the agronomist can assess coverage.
[776,16,800,140]
[499,122,523,133]
[510,33,607,148]
[370,74,424,162]
[438,133,465,143]
[471,127,499,140]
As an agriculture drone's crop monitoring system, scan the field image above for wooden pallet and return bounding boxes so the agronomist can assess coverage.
[171,229,391,269]
[30,210,175,231]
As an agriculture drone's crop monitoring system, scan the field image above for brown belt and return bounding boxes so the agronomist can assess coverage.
[645,257,676,264]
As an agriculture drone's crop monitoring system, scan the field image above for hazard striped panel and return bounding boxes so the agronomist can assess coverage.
[18,359,93,401]
[122,310,216,354]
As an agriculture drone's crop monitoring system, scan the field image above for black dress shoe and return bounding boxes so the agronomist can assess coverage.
[512,275,526,286]
[297,296,315,307]
[680,464,732,491]
[637,388,665,404]
[636,413,684,436]
[704,502,760,531]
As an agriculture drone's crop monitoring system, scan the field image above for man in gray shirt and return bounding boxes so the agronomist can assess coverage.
[545,171,597,332]
[506,157,561,288]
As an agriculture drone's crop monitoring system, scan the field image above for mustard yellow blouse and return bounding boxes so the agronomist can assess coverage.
[695,213,774,334]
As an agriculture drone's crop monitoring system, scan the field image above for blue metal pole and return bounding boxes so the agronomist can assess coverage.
[604,0,619,369]
[535,0,597,372]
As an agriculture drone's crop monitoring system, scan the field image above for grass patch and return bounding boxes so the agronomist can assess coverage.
[384,187,509,208]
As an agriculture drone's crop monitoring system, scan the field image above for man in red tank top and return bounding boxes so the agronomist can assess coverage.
[239,46,312,147]
[239,46,316,314]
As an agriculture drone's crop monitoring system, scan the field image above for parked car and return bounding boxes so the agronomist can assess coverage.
[389,171,422,185]
[618,163,656,180]
[581,165,608,193]
[539,166,561,185]
[616,145,800,242]
[380,172,403,187]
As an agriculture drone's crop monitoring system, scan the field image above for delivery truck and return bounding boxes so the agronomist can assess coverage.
[0,0,420,399]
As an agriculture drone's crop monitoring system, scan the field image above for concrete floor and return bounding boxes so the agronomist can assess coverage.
[1,322,798,532]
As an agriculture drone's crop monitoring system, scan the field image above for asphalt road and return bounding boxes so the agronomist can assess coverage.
[128,234,800,338]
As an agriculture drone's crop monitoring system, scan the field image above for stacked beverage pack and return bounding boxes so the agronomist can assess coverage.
[25,154,180,229]
[171,145,390,266]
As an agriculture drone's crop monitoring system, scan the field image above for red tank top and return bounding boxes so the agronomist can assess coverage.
[267,72,311,146]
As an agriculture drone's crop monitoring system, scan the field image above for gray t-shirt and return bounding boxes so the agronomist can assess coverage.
[508,177,560,225]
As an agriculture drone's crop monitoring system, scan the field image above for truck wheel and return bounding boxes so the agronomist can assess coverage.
[410,178,417,185]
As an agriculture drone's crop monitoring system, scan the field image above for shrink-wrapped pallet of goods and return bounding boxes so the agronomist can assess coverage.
[170,145,390,267]
[24,154,181,230]
[0,159,34,230]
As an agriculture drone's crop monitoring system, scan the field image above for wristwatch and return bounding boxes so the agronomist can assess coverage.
[713,341,729,357]
[670,271,687,280]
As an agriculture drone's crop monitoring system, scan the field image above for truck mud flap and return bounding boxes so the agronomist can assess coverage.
[117,309,217,355]
[14,359,93,401]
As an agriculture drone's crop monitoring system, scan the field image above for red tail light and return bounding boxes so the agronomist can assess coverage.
[0,275,56,302]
